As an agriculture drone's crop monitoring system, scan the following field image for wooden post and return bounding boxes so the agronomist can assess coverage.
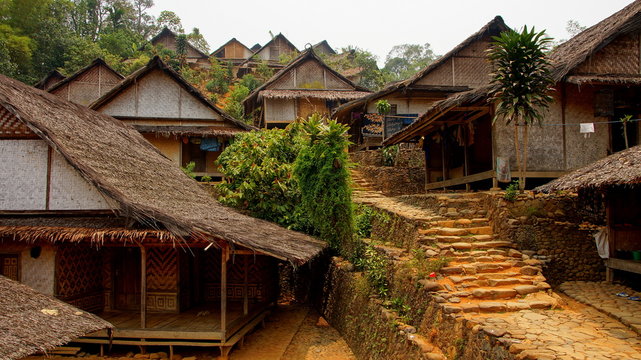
[464,130,470,191]
[220,245,228,338]
[140,246,147,329]
[243,256,249,316]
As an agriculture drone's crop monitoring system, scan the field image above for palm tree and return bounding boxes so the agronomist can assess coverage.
[487,26,554,191]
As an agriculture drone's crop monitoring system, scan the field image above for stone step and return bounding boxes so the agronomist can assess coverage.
[466,226,493,235]
[472,241,515,249]
[436,227,469,236]
[427,234,495,243]
[471,287,518,300]
[487,278,532,286]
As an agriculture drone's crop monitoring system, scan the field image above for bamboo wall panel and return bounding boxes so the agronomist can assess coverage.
[49,151,110,210]
[102,249,113,310]
[295,60,325,88]
[20,245,56,295]
[51,65,121,106]
[147,247,178,291]
[457,39,491,57]
[270,71,295,89]
[297,98,328,119]
[453,57,491,88]
[0,104,35,138]
[325,71,352,89]
[573,32,640,75]
[56,245,104,312]
[202,252,277,302]
[265,98,296,122]
[0,140,48,210]
[415,58,454,86]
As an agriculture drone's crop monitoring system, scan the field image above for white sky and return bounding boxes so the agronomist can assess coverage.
[149,0,632,65]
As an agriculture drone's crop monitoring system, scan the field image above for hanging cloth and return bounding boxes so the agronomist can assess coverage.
[200,137,221,152]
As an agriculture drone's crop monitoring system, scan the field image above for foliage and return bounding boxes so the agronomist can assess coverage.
[325,46,387,90]
[254,58,274,82]
[355,204,375,238]
[383,43,436,81]
[407,249,449,278]
[200,175,212,182]
[375,99,391,115]
[187,27,209,53]
[238,74,261,92]
[488,26,554,191]
[181,161,196,178]
[354,245,389,297]
[504,180,519,202]
[223,84,250,122]
[278,50,299,65]
[156,10,183,33]
[381,145,399,167]
[566,20,586,38]
[294,114,354,253]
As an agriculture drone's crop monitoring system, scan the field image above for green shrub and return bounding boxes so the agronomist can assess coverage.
[504,180,519,202]
[354,245,389,297]
[381,145,399,166]
[355,205,375,238]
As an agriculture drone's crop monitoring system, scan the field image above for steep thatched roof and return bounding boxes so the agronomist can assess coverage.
[243,48,370,107]
[313,40,336,55]
[0,73,325,265]
[149,27,210,59]
[47,58,123,94]
[0,275,112,360]
[332,16,507,118]
[245,33,298,61]
[90,56,255,131]
[34,70,66,90]
[133,125,245,138]
[536,145,641,192]
[548,0,641,81]
[260,89,370,101]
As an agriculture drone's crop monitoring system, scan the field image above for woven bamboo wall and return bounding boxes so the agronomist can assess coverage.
[50,65,122,106]
[56,244,104,312]
[270,71,295,89]
[573,31,640,75]
[265,98,296,122]
[416,58,454,86]
[0,140,48,210]
[1,243,57,295]
[99,70,219,120]
[146,247,179,312]
[453,57,491,88]
[563,85,610,170]
[295,60,326,88]
[49,151,110,210]
[0,104,35,138]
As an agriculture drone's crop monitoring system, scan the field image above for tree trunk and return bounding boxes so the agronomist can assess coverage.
[623,120,629,150]
[513,122,521,190]
[521,125,529,192]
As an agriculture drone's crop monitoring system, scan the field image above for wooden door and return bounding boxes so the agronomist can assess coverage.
[297,98,328,119]
[0,254,18,281]
[113,248,141,311]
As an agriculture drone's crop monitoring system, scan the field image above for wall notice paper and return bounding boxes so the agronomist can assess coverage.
[580,123,595,138]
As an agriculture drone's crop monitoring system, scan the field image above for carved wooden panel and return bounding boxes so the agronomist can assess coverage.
[147,247,178,291]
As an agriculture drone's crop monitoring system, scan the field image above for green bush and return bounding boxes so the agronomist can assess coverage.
[354,245,389,297]
[355,205,375,238]
[504,180,519,202]
[381,145,399,166]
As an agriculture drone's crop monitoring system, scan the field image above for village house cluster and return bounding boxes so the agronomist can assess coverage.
[2,0,641,359]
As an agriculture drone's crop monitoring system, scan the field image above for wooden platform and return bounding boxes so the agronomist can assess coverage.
[76,302,271,348]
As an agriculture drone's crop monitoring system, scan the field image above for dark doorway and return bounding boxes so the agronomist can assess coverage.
[113,247,141,311]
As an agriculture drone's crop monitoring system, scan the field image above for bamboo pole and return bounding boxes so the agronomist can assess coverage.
[220,245,228,338]
[140,246,147,329]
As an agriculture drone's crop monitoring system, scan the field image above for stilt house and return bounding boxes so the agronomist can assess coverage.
[90,56,254,179]
[0,275,112,360]
[0,73,325,358]
[333,16,508,150]
[384,0,641,190]
[149,27,210,67]
[48,58,124,106]
[243,49,371,128]
[536,145,641,283]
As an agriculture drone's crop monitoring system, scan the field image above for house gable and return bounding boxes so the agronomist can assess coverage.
[571,30,641,76]
[213,38,252,60]
[49,62,123,106]
[255,35,298,62]
[268,59,354,90]
[97,69,223,121]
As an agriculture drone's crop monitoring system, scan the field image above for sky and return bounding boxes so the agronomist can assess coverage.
[148,0,632,65]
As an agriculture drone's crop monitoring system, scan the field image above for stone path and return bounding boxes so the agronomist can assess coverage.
[560,281,641,336]
[349,173,641,359]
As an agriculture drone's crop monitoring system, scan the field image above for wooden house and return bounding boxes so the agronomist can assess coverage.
[312,40,336,56]
[0,73,325,358]
[48,58,124,106]
[90,56,254,179]
[211,38,254,66]
[149,27,210,67]
[384,0,641,190]
[236,33,298,77]
[333,16,508,150]
[536,145,641,282]
[0,275,112,360]
[243,49,371,128]
[34,70,66,91]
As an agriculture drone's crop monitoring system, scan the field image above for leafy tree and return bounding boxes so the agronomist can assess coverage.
[487,26,554,191]
[325,46,385,90]
[132,0,154,36]
[0,24,34,79]
[566,20,586,38]
[188,27,209,53]
[238,74,261,92]
[156,10,183,33]
[383,43,436,80]
[223,84,250,122]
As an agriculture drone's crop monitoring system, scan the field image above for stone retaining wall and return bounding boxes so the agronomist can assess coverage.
[486,193,606,286]
[350,149,425,168]
[358,166,425,196]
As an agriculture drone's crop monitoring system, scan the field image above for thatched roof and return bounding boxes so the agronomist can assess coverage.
[313,40,336,55]
[548,0,641,81]
[260,89,370,101]
[244,33,298,61]
[211,38,252,58]
[0,73,326,265]
[133,125,246,138]
[566,74,641,85]
[536,145,641,192]
[0,275,112,360]
[243,48,370,108]
[47,58,124,94]
[90,56,255,132]
[149,27,210,59]
[332,16,507,118]
[34,70,66,90]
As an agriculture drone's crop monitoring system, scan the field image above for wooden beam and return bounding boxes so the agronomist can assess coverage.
[425,170,495,191]
[140,246,147,329]
[607,258,641,275]
[220,245,229,338]
[243,256,249,316]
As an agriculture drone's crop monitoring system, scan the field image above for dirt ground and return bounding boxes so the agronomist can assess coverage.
[22,304,355,360]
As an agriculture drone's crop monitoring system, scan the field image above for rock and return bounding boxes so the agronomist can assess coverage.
[472,288,517,299]
[381,308,396,321]
[536,282,551,290]
[482,326,507,337]
[419,280,443,291]
[506,301,530,311]
[157,353,168,359]
[460,303,479,313]
[410,334,434,353]
[509,343,536,354]
[432,295,447,303]
[520,266,540,276]
[316,316,330,327]
[449,297,461,303]
[442,305,462,314]
[134,355,148,359]
[171,355,182,360]
[514,285,539,295]
[479,302,507,312]
[441,266,464,274]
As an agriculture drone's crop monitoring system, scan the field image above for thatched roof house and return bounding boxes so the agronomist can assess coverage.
[236,33,298,77]
[333,16,508,149]
[47,58,123,106]
[0,275,112,360]
[384,0,641,190]
[211,38,253,65]
[312,40,336,56]
[243,48,371,128]
[90,56,254,178]
[34,70,66,91]
[149,27,210,66]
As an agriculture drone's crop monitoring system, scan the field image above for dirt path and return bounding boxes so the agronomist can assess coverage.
[230,304,354,360]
